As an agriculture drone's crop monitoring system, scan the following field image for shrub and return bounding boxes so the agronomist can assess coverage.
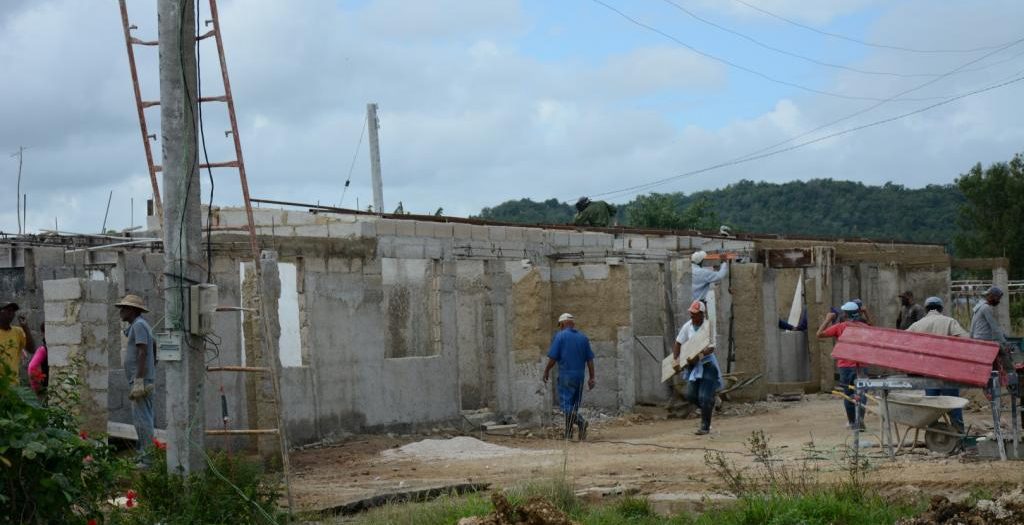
[0,362,127,525]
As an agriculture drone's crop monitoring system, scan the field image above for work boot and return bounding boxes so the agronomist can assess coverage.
[577,417,589,441]
[563,414,575,440]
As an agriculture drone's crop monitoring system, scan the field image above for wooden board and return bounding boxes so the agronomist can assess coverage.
[661,325,712,382]
[107,421,168,442]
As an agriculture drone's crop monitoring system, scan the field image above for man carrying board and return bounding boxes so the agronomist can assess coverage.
[673,300,719,435]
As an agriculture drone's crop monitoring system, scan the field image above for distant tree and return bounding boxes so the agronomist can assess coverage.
[475,198,574,224]
[624,193,719,230]
[955,153,1024,278]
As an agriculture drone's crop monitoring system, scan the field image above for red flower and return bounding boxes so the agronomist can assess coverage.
[87,519,97,525]
[152,438,167,450]
[83,455,94,465]
[125,489,137,508]
[78,430,89,440]
[125,499,135,509]
[126,489,137,499]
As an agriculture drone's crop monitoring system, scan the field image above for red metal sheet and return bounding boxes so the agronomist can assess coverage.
[831,324,999,387]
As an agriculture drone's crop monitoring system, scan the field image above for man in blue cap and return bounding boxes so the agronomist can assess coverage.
[908,296,968,431]
[817,301,869,430]
[543,313,595,441]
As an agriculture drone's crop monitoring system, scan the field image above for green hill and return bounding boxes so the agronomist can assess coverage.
[474,179,965,245]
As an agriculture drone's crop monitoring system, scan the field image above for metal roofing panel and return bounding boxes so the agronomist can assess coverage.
[831,324,1000,387]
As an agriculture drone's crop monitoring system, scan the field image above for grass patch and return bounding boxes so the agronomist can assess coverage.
[689,488,921,525]
[345,491,492,525]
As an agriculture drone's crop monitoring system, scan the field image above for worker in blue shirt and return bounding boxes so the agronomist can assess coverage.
[691,251,729,301]
[543,313,596,441]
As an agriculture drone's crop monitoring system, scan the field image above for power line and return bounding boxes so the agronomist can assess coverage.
[732,0,1014,54]
[590,73,1024,201]
[588,0,969,102]
[339,115,367,207]
[659,0,1024,79]
[729,37,1024,164]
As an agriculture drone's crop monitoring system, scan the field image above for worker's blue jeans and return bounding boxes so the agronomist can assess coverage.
[686,362,720,430]
[925,388,964,430]
[557,374,585,416]
[131,392,155,465]
[838,367,866,426]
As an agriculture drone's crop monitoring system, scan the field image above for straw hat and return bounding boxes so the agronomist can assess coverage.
[115,294,149,313]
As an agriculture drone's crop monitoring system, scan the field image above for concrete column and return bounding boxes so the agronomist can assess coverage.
[242,251,283,466]
[43,278,116,436]
[994,266,1011,332]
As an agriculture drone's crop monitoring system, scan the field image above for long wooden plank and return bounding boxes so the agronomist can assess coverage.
[661,325,712,382]
[107,421,168,442]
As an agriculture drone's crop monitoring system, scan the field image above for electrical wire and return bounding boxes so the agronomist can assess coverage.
[658,0,1024,79]
[590,72,1024,201]
[732,0,1016,54]
[197,0,215,285]
[339,116,367,207]
[588,0,953,103]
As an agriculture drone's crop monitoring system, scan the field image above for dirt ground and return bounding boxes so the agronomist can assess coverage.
[290,395,1024,513]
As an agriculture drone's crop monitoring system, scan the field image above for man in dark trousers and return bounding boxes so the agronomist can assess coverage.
[543,313,596,441]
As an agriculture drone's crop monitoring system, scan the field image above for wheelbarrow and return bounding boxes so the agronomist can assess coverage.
[874,392,968,455]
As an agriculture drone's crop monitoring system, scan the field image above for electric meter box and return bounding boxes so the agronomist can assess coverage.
[189,284,219,336]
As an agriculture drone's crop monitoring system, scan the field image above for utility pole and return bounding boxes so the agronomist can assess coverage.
[11,146,25,234]
[366,103,384,215]
[158,0,205,474]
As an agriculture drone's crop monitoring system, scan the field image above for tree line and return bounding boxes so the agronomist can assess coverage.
[474,150,1024,277]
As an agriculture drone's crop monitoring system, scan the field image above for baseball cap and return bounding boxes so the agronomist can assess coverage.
[557,313,575,323]
[688,300,706,314]
[924,296,943,307]
[841,301,859,312]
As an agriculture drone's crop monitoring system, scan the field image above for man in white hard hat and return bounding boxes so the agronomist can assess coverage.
[690,250,729,302]
[817,301,869,430]
[907,296,968,430]
[543,313,596,441]
[116,294,157,467]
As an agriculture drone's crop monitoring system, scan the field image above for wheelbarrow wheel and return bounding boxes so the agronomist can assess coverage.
[924,422,960,455]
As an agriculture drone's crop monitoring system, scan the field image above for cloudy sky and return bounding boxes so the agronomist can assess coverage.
[2,0,1023,233]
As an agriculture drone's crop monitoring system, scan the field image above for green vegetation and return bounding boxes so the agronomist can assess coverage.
[347,431,925,525]
[1,357,127,525]
[955,152,1024,278]
[476,179,964,244]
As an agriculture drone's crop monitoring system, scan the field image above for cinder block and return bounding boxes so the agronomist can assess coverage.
[584,233,614,247]
[349,258,363,273]
[43,302,68,323]
[393,243,425,259]
[505,228,525,241]
[77,304,108,324]
[293,224,330,237]
[282,210,321,226]
[489,226,507,242]
[547,231,570,247]
[85,280,112,302]
[251,208,287,226]
[414,221,437,237]
[86,326,112,349]
[452,223,472,239]
[613,239,626,251]
[376,219,399,236]
[470,225,489,241]
[626,236,648,250]
[327,222,362,238]
[431,223,454,238]
[525,228,544,243]
[395,220,417,237]
[327,258,351,273]
[648,236,678,250]
[47,324,82,345]
[48,345,74,367]
[43,278,82,301]
[424,243,443,260]
[214,208,250,227]
[568,233,586,247]
[580,264,610,280]
[86,370,108,390]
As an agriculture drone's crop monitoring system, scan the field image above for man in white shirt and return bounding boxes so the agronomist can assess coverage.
[673,300,719,435]
[907,296,968,430]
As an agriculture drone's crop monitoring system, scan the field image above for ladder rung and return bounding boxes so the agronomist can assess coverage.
[207,366,270,373]
[197,29,216,41]
[201,160,240,169]
[206,429,279,436]
[141,100,160,108]
[153,164,162,172]
[130,37,158,46]
[200,95,228,103]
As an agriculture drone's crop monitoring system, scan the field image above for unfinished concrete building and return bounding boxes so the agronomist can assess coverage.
[1,206,1009,452]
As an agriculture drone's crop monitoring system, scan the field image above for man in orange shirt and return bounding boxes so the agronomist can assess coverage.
[0,301,35,382]
[817,301,868,430]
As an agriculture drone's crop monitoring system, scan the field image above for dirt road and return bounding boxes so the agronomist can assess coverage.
[290,395,1024,512]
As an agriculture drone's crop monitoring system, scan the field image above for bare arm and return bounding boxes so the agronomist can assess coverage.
[135,343,148,379]
[816,312,837,339]
[587,360,595,390]
[542,358,556,383]
[18,314,34,359]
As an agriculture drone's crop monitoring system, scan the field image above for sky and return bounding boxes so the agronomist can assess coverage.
[1,0,1023,233]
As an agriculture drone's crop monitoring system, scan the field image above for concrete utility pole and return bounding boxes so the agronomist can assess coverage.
[158,0,205,474]
[367,103,384,215]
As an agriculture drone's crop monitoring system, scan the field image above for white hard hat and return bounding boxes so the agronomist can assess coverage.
[558,312,575,323]
[691,251,707,264]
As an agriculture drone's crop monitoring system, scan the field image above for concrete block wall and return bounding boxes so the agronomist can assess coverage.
[42,278,117,435]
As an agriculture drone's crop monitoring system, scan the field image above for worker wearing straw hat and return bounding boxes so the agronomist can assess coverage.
[117,294,156,467]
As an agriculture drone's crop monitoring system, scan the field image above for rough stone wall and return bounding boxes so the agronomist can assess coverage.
[42,278,117,435]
